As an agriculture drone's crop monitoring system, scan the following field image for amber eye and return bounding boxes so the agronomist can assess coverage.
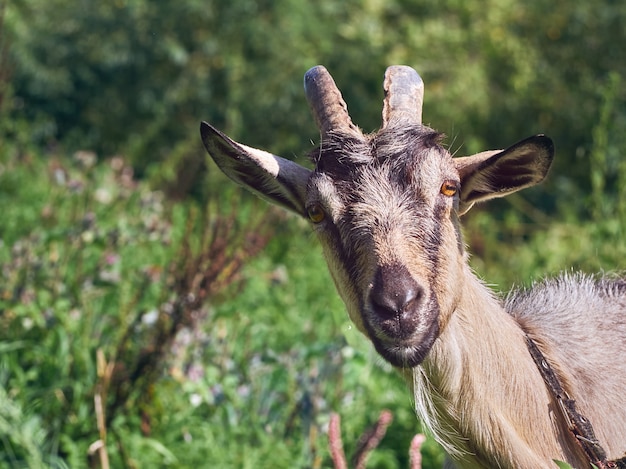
[440,180,459,197]
[307,204,326,223]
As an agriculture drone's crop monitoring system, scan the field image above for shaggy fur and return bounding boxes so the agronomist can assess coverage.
[411,271,626,468]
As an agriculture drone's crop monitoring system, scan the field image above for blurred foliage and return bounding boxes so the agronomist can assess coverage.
[0,0,625,468]
[5,0,625,200]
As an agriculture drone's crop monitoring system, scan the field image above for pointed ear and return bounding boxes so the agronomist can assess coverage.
[454,135,554,215]
[200,122,311,216]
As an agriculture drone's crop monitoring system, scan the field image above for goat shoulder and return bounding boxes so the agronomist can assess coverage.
[507,273,626,459]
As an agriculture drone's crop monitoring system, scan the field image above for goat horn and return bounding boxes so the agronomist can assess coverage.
[382,66,424,128]
[304,66,356,136]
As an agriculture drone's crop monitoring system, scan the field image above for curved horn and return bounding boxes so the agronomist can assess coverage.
[304,66,356,136]
[382,66,424,128]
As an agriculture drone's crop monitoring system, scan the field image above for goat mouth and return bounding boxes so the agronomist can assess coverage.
[364,316,439,368]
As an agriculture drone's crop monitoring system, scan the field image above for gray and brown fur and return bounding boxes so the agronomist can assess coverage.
[200,65,626,468]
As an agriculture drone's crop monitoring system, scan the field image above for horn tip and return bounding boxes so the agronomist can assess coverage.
[384,65,423,90]
[382,65,425,128]
[304,65,329,88]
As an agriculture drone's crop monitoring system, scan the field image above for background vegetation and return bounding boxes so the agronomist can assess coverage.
[1,0,624,467]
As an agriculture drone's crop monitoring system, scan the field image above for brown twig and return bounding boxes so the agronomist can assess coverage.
[89,349,114,469]
[104,196,277,433]
[352,410,393,469]
[409,434,427,469]
[329,409,428,469]
[328,413,347,469]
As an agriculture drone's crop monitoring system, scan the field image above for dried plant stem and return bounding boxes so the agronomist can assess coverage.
[329,409,427,469]
[90,349,113,469]
[352,410,393,469]
[328,413,347,469]
[104,201,276,431]
[409,434,427,469]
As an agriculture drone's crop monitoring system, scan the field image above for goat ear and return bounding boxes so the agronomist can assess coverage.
[454,135,554,215]
[200,122,311,216]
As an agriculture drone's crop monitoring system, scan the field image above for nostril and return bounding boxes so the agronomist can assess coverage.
[371,284,423,317]
[369,264,424,318]
[403,285,424,311]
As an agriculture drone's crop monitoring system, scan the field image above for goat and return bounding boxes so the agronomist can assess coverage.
[200,65,626,468]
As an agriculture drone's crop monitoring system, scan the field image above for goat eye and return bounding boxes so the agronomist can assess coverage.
[307,204,326,223]
[440,180,459,197]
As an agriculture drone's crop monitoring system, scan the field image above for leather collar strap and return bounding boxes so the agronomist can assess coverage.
[525,335,626,469]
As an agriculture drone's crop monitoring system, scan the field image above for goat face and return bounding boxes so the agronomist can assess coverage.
[304,125,465,367]
[200,65,554,368]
